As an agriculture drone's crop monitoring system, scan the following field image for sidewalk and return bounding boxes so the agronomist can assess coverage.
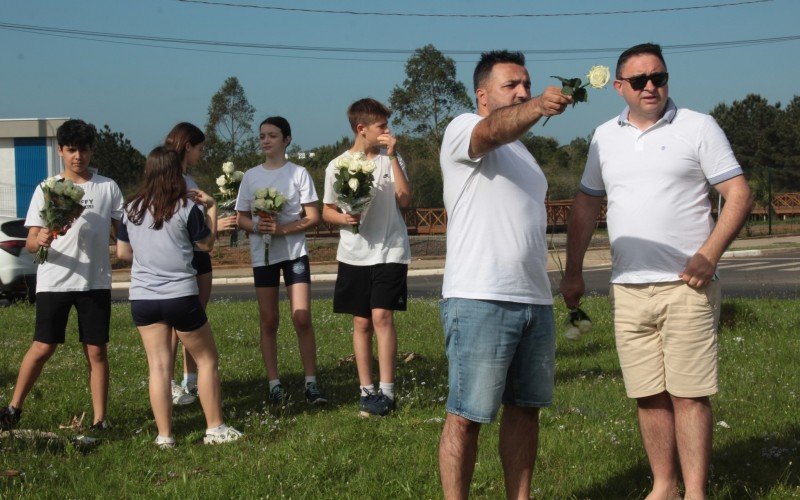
[110,234,800,289]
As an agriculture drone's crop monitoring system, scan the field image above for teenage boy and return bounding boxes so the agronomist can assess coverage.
[322,98,412,417]
[0,119,124,433]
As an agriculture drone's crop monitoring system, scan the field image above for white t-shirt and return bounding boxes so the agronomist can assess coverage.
[323,151,411,266]
[439,113,552,305]
[235,162,318,266]
[118,202,209,300]
[580,99,744,283]
[25,173,124,292]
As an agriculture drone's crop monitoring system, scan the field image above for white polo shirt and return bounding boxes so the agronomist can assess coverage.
[580,99,743,284]
[440,113,552,304]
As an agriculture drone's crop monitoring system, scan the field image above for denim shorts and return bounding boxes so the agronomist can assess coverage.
[440,298,555,423]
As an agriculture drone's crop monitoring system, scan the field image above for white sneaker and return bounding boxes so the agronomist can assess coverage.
[155,435,176,449]
[203,425,243,445]
[172,381,196,406]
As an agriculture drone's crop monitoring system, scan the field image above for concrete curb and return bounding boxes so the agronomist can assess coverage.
[721,249,764,258]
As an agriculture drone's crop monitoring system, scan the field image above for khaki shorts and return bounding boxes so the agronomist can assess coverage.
[610,281,721,399]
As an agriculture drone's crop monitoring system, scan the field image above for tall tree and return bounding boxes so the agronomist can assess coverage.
[205,76,257,158]
[389,44,473,148]
[91,124,145,196]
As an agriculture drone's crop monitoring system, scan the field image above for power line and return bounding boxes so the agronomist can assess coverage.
[3,21,799,58]
[175,0,772,19]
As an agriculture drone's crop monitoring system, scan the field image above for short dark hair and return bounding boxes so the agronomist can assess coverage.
[347,98,391,132]
[56,119,97,149]
[259,116,292,139]
[616,43,667,79]
[473,50,526,91]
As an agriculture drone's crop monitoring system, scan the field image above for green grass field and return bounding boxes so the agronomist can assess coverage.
[1,297,799,498]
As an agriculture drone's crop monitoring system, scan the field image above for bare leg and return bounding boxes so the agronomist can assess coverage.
[255,287,280,380]
[371,309,397,385]
[352,316,374,387]
[9,341,58,409]
[673,395,712,500]
[500,406,540,499]
[638,392,681,500]
[439,413,481,500]
[287,283,317,377]
[184,272,213,378]
[82,343,109,424]
[137,323,174,438]
[177,322,223,429]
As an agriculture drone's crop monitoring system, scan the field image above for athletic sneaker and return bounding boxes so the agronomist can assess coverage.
[203,425,243,445]
[378,390,396,414]
[359,390,391,418]
[155,435,176,449]
[172,381,197,406]
[305,382,328,405]
[0,405,22,430]
[268,384,288,405]
[184,384,198,398]
[75,420,110,445]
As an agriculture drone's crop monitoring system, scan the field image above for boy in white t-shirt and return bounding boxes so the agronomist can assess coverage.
[322,99,412,417]
[0,120,124,434]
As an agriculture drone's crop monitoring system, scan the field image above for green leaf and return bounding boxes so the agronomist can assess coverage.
[551,76,571,86]
[562,86,575,96]
[573,87,588,103]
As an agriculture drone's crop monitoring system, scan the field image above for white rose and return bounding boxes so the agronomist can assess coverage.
[231,170,244,181]
[45,177,58,189]
[352,152,366,162]
[222,161,235,174]
[69,186,85,203]
[252,199,266,212]
[254,188,268,200]
[347,163,360,175]
[586,65,610,89]
[268,188,278,198]
[564,326,582,341]
[361,160,376,175]
[336,157,351,171]
[274,194,285,208]
[348,178,359,192]
[264,199,274,210]
[577,319,593,334]
[216,175,227,187]
[52,182,65,195]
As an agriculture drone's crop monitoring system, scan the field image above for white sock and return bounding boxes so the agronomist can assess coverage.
[182,373,197,388]
[268,379,281,391]
[305,376,317,386]
[379,382,395,400]
[360,384,375,396]
[206,423,228,435]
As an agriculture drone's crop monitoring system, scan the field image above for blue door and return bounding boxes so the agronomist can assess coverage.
[15,138,48,218]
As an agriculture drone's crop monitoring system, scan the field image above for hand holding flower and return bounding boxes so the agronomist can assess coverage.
[537,86,574,118]
[542,65,610,125]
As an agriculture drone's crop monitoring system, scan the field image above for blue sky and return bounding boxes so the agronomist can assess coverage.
[1,0,797,156]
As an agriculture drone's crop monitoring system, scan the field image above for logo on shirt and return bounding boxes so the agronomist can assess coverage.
[81,199,94,209]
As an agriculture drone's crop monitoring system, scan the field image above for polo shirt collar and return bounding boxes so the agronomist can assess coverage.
[617,98,678,127]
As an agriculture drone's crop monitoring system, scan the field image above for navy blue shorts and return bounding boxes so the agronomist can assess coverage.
[34,290,111,345]
[333,262,408,318]
[130,295,208,332]
[191,251,212,276]
[253,255,311,288]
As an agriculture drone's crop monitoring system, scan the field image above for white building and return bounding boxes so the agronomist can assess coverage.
[0,118,68,218]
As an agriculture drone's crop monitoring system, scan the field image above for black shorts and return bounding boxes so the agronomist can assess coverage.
[253,255,311,288]
[34,290,111,345]
[333,262,408,318]
[191,251,213,276]
[130,295,208,332]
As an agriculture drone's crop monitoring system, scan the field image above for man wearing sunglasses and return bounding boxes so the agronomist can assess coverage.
[560,43,752,499]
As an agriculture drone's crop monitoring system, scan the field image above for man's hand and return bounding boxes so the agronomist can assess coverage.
[36,227,54,247]
[559,274,585,310]
[377,133,397,156]
[679,252,716,288]
[536,86,573,117]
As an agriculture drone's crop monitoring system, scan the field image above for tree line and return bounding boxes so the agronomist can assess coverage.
[91,45,800,206]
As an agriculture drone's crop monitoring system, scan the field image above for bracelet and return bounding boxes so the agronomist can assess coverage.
[387,154,397,161]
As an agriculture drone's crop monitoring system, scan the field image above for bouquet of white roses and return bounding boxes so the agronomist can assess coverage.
[332,152,376,234]
[34,176,85,264]
[252,187,286,263]
[543,65,611,125]
[563,308,593,341]
[215,161,244,212]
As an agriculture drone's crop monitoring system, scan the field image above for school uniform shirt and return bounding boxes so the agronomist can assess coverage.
[323,151,411,266]
[235,162,318,267]
[25,174,124,292]
[117,201,209,300]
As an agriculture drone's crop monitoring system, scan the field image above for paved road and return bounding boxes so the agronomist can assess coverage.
[111,251,798,302]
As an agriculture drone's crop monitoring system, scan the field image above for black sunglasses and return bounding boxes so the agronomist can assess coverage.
[619,72,669,91]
